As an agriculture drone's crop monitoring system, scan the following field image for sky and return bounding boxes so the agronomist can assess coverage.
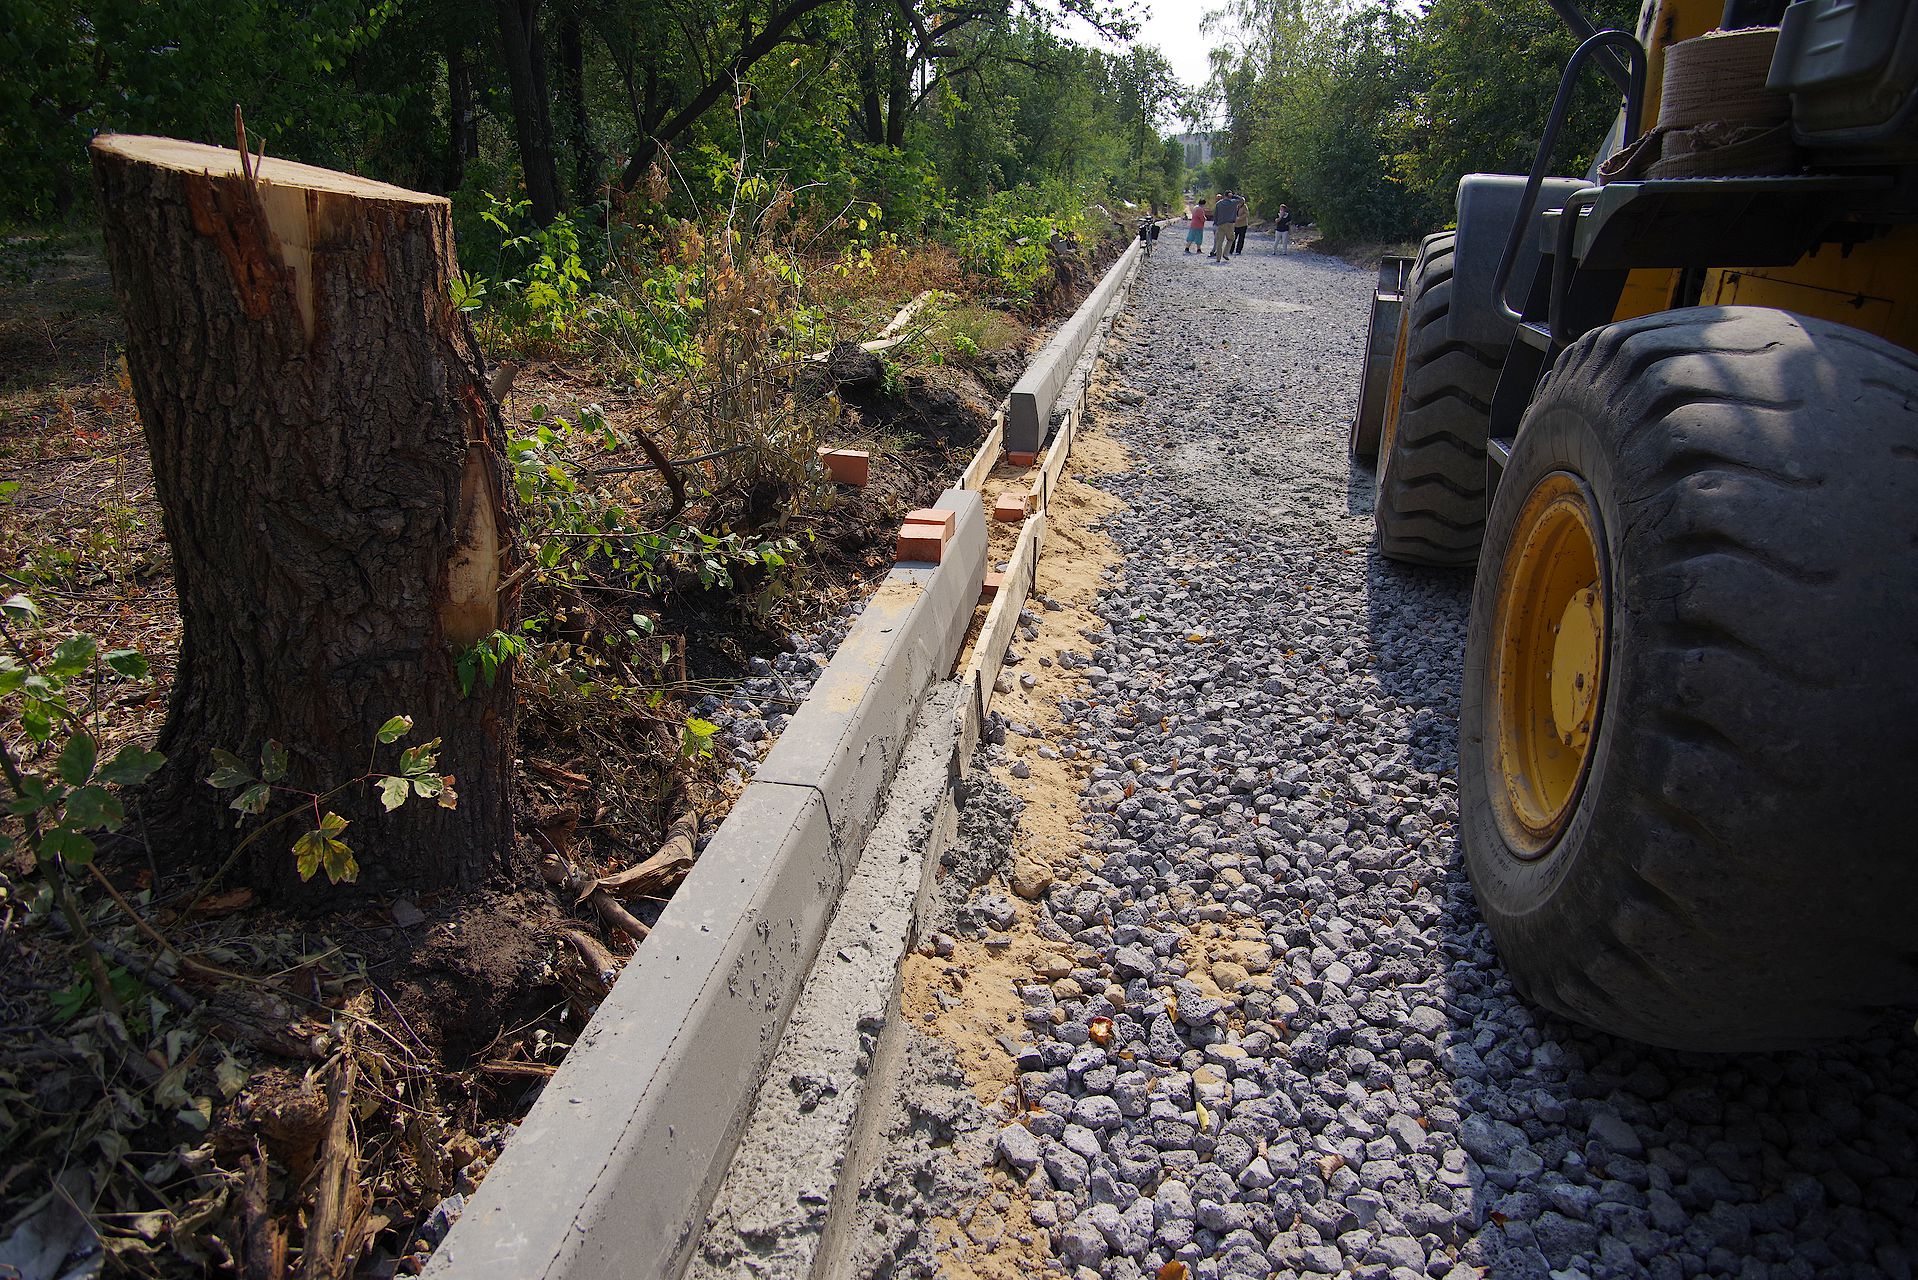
[1134,0,1223,95]
[1064,0,1231,129]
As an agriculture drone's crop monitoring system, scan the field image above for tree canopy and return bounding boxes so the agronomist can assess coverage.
[1200,0,1643,243]
[0,0,1195,229]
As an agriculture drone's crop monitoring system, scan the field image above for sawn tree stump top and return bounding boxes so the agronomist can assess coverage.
[90,134,445,206]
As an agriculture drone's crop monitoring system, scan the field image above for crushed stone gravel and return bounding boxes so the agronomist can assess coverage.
[875,243,1918,1280]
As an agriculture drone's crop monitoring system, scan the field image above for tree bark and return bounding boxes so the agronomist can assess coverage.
[555,14,602,205]
[448,44,480,191]
[496,0,564,224]
[90,135,519,907]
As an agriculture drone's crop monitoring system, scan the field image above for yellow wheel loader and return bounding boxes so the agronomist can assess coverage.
[1356,0,1918,1050]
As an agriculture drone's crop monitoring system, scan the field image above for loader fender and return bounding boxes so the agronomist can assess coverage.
[1450,173,1587,347]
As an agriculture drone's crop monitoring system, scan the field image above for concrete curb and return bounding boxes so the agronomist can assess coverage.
[956,240,1140,765]
[434,230,1143,1280]
[685,685,961,1280]
[427,504,985,1280]
[1006,238,1143,454]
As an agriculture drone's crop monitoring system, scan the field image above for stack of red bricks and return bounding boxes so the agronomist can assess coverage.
[895,507,956,563]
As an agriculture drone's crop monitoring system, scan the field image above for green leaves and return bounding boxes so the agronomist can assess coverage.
[294,811,356,884]
[207,749,254,790]
[679,716,719,762]
[0,602,166,884]
[100,746,164,787]
[0,594,39,626]
[56,730,97,786]
[375,715,413,745]
[260,739,289,783]
[396,737,441,778]
[454,632,523,698]
[229,783,272,816]
[377,774,411,812]
[40,826,95,868]
[44,635,97,678]
[65,785,125,832]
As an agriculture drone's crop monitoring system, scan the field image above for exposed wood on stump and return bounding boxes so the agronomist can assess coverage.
[90,135,519,906]
[302,1053,369,1279]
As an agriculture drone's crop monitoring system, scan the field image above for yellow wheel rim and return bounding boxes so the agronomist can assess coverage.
[1491,471,1608,856]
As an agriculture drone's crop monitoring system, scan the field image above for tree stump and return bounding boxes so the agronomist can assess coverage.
[91,134,519,904]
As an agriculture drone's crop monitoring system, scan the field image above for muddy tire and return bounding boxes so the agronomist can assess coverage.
[1374,233,1502,566]
[1459,307,1918,1050]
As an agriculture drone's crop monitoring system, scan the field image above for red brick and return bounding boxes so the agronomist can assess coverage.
[981,570,1006,600]
[817,447,870,486]
[994,490,1029,522]
[903,507,957,536]
[896,526,947,563]
[1006,451,1038,467]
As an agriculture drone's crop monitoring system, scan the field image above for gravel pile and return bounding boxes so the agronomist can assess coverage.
[952,246,1918,1279]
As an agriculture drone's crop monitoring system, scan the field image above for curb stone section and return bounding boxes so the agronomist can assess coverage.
[1006,239,1142,454]
[422,781,831,1280]
[757,489,983,859]
[427,498,986,1280]
[687,685,962,1280]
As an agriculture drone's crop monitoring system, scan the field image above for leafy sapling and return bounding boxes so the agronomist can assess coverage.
[209,714,458,885]
[0,592,165,1013]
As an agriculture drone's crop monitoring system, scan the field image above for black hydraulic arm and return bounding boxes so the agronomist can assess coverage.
[1491,28,1649,328]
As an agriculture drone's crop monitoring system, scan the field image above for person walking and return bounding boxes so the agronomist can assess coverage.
[1275,203,1292,253]
[1233,197,1250,254]
[1185,199,1207,254]
[1211,192,1240,262]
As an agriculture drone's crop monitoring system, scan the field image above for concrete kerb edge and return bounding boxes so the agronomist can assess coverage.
[1006,237,1143,454]
[685,685,964,1280]
[427,496,986,1280]
[956,234,1141,764]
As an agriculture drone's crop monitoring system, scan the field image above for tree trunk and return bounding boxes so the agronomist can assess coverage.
[496,0,564,225]
[90,134,519,907]
[884,25,909,150]
[448,44,480,191]
[555,15,602,205]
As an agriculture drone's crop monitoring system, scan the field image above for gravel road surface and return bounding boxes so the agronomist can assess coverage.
[861,240,1918,1279]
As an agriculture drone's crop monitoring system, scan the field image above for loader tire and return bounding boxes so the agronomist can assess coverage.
[1459,306,1918,1050]
[1374,233,1502,566]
